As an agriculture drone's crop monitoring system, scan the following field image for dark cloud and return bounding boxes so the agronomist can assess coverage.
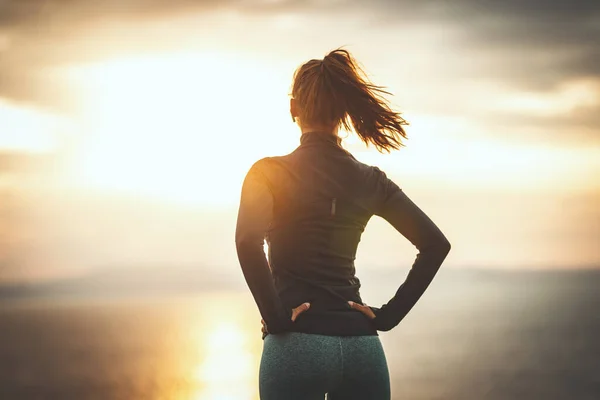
[344,0,599,91]
[0,0,226,27]
[483,107,600,144]
[444,1,599,90]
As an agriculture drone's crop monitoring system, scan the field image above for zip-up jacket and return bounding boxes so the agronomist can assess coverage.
[235,132,451,339]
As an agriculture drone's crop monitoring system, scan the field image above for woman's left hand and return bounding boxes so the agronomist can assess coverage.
[347,301,376,319]
[261,302,311,334]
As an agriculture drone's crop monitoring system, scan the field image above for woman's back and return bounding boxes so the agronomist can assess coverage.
[240,131,392,336]
[237,127,450,337]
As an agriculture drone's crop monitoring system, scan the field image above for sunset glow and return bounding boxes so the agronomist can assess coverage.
[1,2,598,284]
[193,321,255,400]
[60,52,297,204]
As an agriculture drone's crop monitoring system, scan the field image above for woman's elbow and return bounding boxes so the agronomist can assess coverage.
[423,234,451,257]
[437,236,451,257]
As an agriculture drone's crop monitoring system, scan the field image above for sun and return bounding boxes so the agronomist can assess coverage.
[66,51,299,206]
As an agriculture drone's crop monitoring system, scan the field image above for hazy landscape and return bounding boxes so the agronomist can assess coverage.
[1,267,599,400]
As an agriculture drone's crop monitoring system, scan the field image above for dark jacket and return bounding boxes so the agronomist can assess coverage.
[235,132,451,338]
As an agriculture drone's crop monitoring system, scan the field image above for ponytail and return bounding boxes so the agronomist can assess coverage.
[291,48,408,153]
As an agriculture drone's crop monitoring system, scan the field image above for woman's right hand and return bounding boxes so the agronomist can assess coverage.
[261,302,311,335]
[348,301,376,319]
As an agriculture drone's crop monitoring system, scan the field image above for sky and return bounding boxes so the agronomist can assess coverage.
[0,0,599,283]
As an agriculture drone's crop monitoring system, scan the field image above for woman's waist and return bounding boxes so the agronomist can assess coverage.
[278,283,363,313]
[287,309,378,336]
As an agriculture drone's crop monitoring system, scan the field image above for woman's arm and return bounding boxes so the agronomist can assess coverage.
[370,168,451,331]
[235,160,292,334]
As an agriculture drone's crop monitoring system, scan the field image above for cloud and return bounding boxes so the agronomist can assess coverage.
[445,1,599,90]
[0,0,235,110]
[0,0,598,135]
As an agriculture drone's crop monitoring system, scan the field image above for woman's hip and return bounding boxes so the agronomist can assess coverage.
[259,332,390,399]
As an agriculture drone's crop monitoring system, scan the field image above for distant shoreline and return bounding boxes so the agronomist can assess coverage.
[1,266,597,303]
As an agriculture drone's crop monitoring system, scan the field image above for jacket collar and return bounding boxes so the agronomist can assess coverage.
[299,132,343,147]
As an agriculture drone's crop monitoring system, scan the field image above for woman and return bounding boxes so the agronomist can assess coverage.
[235,49,451,400]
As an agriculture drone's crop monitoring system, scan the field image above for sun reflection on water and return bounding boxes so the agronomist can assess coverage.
[191,319,258,400]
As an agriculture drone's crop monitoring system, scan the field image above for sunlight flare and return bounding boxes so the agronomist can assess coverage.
[65,52,298,205]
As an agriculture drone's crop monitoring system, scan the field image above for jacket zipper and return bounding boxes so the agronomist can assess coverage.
[330,197,337,217]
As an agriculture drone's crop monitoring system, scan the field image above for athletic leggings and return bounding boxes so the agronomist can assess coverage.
[259,332,390,400]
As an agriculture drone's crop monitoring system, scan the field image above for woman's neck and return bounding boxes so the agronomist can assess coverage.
[300,124,338,137]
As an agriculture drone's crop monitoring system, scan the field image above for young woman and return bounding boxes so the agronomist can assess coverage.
[235,49,451,400]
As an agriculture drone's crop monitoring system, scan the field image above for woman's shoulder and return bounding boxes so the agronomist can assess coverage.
[248,155,286,173]
[345,156,393,182]
[245,155,292,186]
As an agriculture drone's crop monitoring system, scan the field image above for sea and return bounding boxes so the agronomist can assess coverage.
[0,268,598,400]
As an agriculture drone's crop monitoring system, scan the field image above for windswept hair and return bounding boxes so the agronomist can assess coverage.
[291,48,408,153]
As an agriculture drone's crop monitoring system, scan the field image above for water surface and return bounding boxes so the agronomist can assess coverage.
[1,269,598,399]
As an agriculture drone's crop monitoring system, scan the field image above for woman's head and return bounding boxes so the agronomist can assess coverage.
[290,48,408,153]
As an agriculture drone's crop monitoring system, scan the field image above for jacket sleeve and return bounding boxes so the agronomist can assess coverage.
[235,160,292,336]
[369,167,451,331]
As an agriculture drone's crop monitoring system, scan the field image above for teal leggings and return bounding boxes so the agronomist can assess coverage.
[259,332,390,400]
